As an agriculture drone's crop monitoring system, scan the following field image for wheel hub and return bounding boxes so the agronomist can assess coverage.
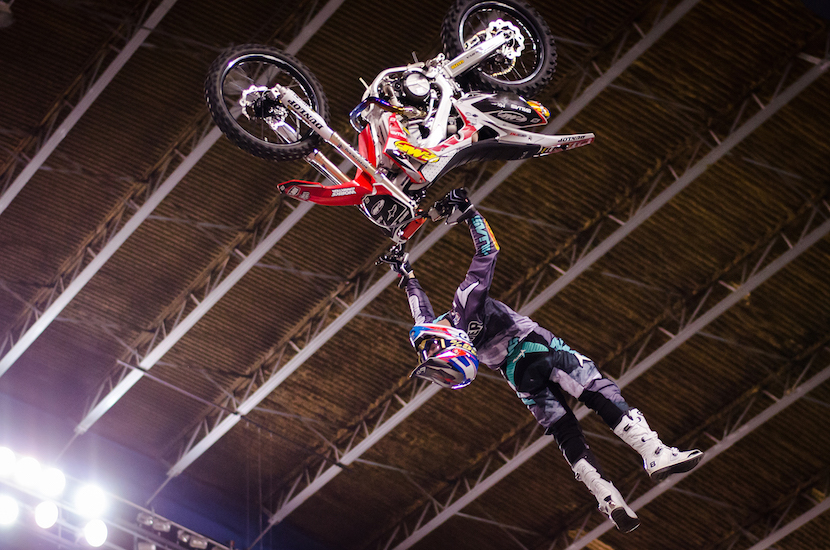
[240,86,286,121]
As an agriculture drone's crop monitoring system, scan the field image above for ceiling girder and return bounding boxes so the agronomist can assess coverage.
[0,0,344,380]
[73,200,311,435]
[0,0,178,216]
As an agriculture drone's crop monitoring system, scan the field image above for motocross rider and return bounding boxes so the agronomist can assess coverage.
[379,188,704,533]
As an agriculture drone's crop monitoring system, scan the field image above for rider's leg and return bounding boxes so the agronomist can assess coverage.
[538,389,639,533]
[542,330,704,482]
[613,408,704,481]
[501,335,638,533]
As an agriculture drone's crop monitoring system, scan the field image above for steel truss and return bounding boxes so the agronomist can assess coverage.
[0,107,218,378]
[700,468,830,550]
[0,0,346,377]
[155,0,706,521]
[0,0,178,216]
[73,197,305,435]
[373,188,830,549]
[0,0,345,381]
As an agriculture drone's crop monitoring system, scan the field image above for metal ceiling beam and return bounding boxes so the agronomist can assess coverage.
[0,0,347,379]
[0,0,179,217]
[565,360,830,550]
[388,209,830,548]
[699,468,830,550]
[74,201,313,435]
[743,498,830,550]
[520,54,829,315]
[159,0,705,533]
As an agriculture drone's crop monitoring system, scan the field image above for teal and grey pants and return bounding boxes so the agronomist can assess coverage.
[499,327,630,469]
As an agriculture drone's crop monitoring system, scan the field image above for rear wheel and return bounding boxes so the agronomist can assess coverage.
[205,45,330,162]
[442,0,557,98]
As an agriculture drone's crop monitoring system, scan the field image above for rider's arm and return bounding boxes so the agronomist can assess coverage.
[448,207,499,332]
[404,277,436,325]
[377,250,437,324]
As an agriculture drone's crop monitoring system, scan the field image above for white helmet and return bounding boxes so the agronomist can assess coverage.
[408,323,479,389]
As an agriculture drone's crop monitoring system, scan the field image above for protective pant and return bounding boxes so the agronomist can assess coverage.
[499,327,629,467]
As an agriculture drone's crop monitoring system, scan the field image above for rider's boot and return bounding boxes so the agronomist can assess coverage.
[572,458,639,533]
[613,408,703,482]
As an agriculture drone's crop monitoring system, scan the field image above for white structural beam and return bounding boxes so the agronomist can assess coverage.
[521,54,829,315]
[0,0,180,216]
[167,0,703,526]
[743,498,830,550]
[0,0,346,379]
[391,207,830,549]
[566,361,830,550]
[75,202,313,434]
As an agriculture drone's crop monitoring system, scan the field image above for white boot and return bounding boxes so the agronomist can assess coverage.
[572,458,639,533]
[614,408,703,482]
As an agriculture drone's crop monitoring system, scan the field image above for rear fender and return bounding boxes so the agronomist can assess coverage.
[278,179,371,206]
[498,131,595,155]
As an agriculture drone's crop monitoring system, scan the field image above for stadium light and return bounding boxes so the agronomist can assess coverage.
[0,494,19,525]
[34,500,59,529]
[39,466,66,497]
[83,518,108,547]
[75,484,106,518]
[0,447,14,477]
[13,455,40,487]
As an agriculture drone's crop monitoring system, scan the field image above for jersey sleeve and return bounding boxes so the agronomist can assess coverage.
[450,209,499,333]
[404,277,436,325]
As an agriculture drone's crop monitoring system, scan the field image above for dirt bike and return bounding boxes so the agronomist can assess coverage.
[205,0,594,244]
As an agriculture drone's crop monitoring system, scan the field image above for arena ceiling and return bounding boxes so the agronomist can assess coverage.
[1,0,829,549]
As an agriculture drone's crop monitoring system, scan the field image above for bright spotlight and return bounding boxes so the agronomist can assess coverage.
[14,455,41,487]
[75,485,106,518]
[83,519,108,547]
[0,494,19,526]
[189,537,208,549]
[40,467,66,497]
[34,501,59,529]
[0,447,14,477]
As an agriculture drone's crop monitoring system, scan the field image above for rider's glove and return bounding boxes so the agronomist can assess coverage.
[377,248,414,288]
[430,188,474,225]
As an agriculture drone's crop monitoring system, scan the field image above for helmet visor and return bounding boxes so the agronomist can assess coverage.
[415,337,447,363]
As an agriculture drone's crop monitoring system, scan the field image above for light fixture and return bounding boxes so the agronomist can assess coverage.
[75,484,106,518]
[0,447,14,477]
[14,455,41,487]
[136,512,154,526]
[0,494,19,525]
[34,500,59,529]
[39,467,66,497]
[177,529,191,543]
[137,543,157,550]
[152,518,172,532]
[189,537,208,549]
[83,518,108,547]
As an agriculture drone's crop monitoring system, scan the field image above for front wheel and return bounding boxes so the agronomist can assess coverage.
[205,45,330,162]
[442,0,557,98]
